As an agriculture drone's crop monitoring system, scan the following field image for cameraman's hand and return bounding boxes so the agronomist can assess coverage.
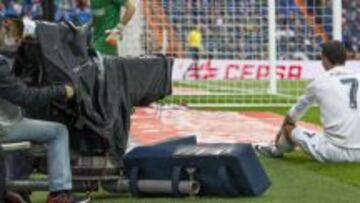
[64,85,75,100]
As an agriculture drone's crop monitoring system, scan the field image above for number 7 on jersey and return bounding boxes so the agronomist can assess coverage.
[341,78,359,109]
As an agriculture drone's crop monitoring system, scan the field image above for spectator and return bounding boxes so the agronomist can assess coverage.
[4,0,19,17]
[55,6,72,22]
[74,0,91,25]
[30,0,42,19]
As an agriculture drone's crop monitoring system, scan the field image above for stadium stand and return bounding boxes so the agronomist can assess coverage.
[0,0,359,59]
[157,0,359,60]
[158,0,330,60]
[343,0,360,59]
[0,0,92,25]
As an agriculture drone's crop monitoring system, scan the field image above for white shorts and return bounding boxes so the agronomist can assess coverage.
[291,127,360,162]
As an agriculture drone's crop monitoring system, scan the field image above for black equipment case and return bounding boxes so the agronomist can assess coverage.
[124,137,271,197]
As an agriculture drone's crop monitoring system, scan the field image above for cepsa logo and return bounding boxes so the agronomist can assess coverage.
[179,59,303,80]
[224,63,302,80]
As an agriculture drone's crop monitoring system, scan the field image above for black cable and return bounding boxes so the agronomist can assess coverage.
[41,0,55,22]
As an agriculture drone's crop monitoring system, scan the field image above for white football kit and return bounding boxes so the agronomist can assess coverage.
[288,66,360,162]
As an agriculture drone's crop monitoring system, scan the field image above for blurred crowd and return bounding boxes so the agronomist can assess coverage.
[163,0,360,60]
[343,0,360,59]
[161,0,334,60]
[163,0,269,60]
[1,0,360,60]
[54,0,91,25]
[0,0,91,25]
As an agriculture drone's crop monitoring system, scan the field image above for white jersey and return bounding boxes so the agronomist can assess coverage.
[288,66,360,149]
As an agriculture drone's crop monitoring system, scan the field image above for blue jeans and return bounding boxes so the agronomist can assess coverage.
[2,118,72,192]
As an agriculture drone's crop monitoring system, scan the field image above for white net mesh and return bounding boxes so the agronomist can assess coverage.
[142,0,270,59]
[127,0,338,106]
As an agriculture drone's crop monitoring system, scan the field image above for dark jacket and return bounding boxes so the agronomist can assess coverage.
[13,22,173,163]
[0,55,66,130]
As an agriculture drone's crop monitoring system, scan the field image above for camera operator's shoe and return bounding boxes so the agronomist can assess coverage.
[46,193,91,203]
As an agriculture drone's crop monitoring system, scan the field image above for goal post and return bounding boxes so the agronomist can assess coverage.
[131,0,343,107]
[268,0,277,95]
[332,0,342,41]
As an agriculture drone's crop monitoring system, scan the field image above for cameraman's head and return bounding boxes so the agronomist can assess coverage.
[0,16,26,57]
[8,19,23,42]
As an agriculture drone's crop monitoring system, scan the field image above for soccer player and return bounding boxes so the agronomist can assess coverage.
[90,0,135,55]
[255,40,360,162]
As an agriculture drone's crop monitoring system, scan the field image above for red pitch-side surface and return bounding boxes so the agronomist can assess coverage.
[129,107,321,146]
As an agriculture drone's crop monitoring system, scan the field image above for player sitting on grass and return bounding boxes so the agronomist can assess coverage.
[255,40,360,162]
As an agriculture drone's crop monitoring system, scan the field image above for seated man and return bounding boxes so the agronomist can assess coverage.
[0,18,89,203]
[256,40,360,162]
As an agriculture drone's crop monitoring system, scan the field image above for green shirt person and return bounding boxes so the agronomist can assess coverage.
[90,0,135,55]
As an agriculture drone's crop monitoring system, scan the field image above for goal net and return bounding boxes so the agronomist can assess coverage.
[135,0,341,107]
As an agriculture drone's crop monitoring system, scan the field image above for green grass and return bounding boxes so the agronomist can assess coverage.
[29,106,360,202]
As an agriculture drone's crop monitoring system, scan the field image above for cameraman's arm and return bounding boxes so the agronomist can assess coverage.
[0,60,73,108]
